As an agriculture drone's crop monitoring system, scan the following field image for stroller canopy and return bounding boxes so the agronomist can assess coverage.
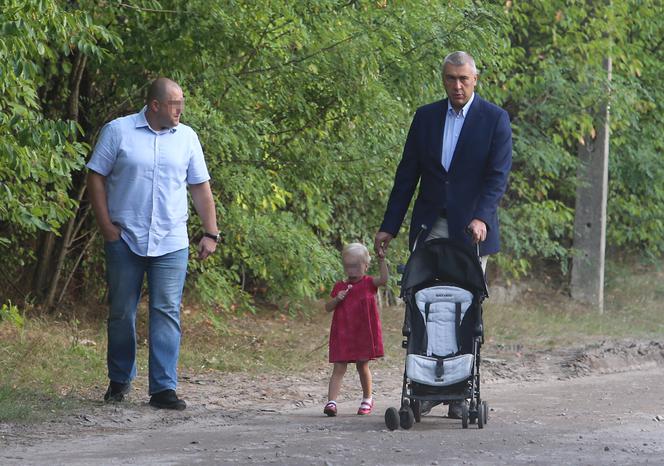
[400,238,488,298]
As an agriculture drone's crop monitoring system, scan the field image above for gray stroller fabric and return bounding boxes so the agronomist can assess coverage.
[406,285,474,386]
[406,353,474,386]
[414,285,473,357]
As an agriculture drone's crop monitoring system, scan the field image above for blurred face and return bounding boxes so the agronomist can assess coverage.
[150,85,184,129]
[342,253,368,282]
[443,62,477,111]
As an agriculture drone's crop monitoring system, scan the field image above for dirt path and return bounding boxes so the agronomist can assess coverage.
[2,340,664,465]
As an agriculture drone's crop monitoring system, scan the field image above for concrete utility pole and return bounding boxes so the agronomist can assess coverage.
[570,57,612,313]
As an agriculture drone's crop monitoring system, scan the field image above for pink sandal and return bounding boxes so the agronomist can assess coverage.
[357,399,373,415]
[323,401,337,417]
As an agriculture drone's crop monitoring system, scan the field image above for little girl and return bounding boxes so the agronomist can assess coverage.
[323,242,388,416]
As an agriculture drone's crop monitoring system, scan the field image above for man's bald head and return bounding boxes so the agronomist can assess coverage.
[146,78,182,106]
[145,78,184,129]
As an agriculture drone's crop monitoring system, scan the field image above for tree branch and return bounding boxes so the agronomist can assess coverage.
[241,32,364,75]
[55,229,98,309]
[118,3,180,14]
[217,16,281,103]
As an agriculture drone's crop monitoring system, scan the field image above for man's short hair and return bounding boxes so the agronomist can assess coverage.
[443,51,478,75]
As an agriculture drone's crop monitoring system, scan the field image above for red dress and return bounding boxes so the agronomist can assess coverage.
[328,275,384,363]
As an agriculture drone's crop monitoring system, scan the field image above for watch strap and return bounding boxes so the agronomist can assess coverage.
[203,232,220,242]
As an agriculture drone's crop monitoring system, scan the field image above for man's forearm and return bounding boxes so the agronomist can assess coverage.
[87,171,117,238]
[189,181,218,234]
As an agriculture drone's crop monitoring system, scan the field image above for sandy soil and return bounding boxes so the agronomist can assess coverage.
[2,339,663,465]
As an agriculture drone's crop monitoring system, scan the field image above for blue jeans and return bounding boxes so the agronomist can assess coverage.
[104,239,189,394]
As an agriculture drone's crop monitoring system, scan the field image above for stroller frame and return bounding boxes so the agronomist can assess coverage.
[385,237,489,430]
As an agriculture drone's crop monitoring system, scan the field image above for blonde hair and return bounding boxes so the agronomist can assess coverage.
[342,242,371,265]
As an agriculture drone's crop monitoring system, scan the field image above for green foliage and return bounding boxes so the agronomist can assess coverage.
[0,0,661,312]
[493,0,664,275]
[604,0,664,256]
[0,0,120,279]
[81,0,509,309]
[0,301,24,328]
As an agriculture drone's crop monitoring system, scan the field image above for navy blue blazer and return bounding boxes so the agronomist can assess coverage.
[380,95,512,255]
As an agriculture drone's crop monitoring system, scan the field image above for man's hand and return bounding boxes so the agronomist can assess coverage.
[197,236,217,260]
[101,223,121,242]
[467,219,487,243]
[374,231,394,259]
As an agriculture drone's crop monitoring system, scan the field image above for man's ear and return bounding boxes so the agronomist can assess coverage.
[148,99,160,112]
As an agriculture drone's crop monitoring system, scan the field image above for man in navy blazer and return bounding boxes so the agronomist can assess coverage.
[374,51,511,261]
[374,51,511,418]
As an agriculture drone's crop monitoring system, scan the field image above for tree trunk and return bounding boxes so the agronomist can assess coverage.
[33,232,56,298]
[570,57,611,313]
[44,52,88,312]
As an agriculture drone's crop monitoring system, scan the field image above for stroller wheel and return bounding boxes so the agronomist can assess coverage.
[399,406,415,430]
[411,399,421,423]
[477,402,485,429]
[482,400,489,424]
[461,402,469,429]
[469,399,477,424]
[385,407,399,431]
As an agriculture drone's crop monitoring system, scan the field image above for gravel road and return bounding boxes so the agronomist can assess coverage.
[2,340,663,465]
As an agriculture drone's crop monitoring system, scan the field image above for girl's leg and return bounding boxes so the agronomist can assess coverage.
[356,360,372,400]
[327,362,347,401]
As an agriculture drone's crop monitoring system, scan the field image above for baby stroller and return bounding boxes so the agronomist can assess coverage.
[384,237,489,430]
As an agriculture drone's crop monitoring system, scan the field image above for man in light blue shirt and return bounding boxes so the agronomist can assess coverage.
[87,77,219,410]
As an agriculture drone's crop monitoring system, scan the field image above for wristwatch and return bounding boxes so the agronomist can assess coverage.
[203,232,220,243]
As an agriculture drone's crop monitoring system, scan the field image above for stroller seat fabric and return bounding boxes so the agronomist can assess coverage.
[407,285,474,387]
[414,285,473,357]
[406,353,474,386]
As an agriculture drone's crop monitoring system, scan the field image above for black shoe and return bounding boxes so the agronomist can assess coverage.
[447,401,464,419]
[149,389,186,410]
[420,400,442,416]
[104,381,131,402]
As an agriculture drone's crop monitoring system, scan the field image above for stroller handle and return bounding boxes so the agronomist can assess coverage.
[464,226,482,258]
[411,224,429,251]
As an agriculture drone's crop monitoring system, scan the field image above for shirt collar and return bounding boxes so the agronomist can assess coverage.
[447,92,475,117]
[135,106,178,133]
[135,106,150,128]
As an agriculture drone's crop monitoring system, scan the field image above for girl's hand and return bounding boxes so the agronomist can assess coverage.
[326,284,352,312]
[338,284,353,301]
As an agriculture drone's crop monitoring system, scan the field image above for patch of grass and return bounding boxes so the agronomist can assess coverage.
[0,319,106,422]
[0,385,81,423]
[179,302,331,373]
[0,386,33,421]
[483,261,664,348]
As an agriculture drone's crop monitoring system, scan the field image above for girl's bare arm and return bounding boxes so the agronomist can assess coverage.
[373,257,389,287]
[325,286,351,312]
[325,296,341,312]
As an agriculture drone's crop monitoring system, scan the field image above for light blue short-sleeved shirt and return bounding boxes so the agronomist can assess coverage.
[87,107,210,257]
